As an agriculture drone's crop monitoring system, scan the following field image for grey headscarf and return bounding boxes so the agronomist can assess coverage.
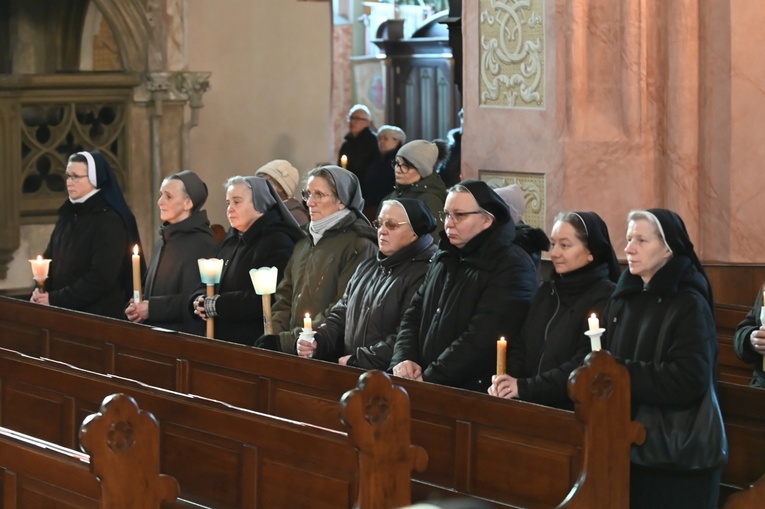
[309,165,370,224]
[243,176,301,230]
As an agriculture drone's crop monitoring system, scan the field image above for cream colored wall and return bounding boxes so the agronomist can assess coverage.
[463,0,765,263]
[186,0,333,227]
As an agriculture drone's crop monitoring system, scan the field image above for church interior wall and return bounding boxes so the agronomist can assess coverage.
[186,0,333,227]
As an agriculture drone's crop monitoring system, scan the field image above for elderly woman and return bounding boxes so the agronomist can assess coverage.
[124,171,217,334]
[191,177,303,345]
[297,198,437,369]
[605,209,727,509]
[30,151,143,319]
[256,166,377,353]
[380,139,448,238]
[390,180,537,392]
[255,159,309,226]
[361,125,406,219]
[489,211,619,409]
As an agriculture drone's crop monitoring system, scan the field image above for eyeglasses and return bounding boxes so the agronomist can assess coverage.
[65,173,88,183]
[301,189,335,202]
[391,160,416,172]
[372,219,409,231]
[439,210,484,224]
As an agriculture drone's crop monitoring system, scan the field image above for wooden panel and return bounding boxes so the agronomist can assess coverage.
[0,320,45,356]
[49,334,110,373]
[187,364,264,410]
[2,382,74,446]
[259,459,352,509]
[114,349,177,390]
[705,264,765,308]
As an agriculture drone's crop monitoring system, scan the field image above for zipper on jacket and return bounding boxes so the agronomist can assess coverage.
[537,281,561,375]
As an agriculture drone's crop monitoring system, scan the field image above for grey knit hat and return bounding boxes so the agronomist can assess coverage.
[494,184,525,224]
[397,140,438,177]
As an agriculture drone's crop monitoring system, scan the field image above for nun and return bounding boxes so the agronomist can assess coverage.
[31,150,143,319]
[191,176,304,345]
[390,179,538,392]
[256,165,377,353]
[125,170,218,334]
[489,211,620,409]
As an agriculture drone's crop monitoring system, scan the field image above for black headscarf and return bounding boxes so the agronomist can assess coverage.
[574,211,621,283]
[171,170,208,212]
[646,208,713,311]
[312,166,370,224]
[243,176,301,231]
[459,179,512,225]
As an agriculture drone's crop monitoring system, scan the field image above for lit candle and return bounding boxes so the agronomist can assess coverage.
[588,313,599,332]
[340,155,348,169]
[249,267,278,295]
[496,337,507,376]
[303,313,312,331]
[29,255,51,282]
[132,245,142,302]
[197,258,224,285]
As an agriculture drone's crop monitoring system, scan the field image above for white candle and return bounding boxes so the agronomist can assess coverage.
[303,313,312,331]
[29,255,51,282]
[340,155,348,169]
[588,313,599,332]
[132,245,142,301]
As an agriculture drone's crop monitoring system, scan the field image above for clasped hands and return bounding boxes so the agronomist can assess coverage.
[125,299,149,322]
[488,374,519,400]
[30,288,49,306]
[391,360,423,381]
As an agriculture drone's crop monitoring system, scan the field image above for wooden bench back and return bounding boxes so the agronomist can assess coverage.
[0,393,180,509]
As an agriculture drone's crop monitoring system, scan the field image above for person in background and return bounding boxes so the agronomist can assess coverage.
[256,166,377,353]
[125,170,217,334]
[390,180,537,392]
[495,183,550,278]
[381,139,448,240]
[337,104,379,183]
[361,125,406,220]
[30,150,143,319]
[298,198,437,369]
[732,288,765,387]
[605,208,726,509]
[489,211,620,409]
[436,108,463,188]
[255,159,309,226]
[191,177,303,345]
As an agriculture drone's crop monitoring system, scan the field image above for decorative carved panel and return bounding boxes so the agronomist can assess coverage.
[479,170,545,229]
[478,0,545,108]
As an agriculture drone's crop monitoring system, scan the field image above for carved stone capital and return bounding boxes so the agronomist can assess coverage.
[176,72,212,109]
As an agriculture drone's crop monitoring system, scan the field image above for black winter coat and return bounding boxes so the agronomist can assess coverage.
[605,256,717,406]
[390,222,537,392]
[732,290,765,387]
[191,209,302,345]
[44,193,130,319]
[143,211,217,334]
[338,127,379,183]
[507,263,615,409]
[313,234,437,369]
[361,148,397,211]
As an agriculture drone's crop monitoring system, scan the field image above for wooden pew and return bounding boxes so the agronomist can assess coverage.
[715,304,759,386]
[0,347,427,509]
[0,297,584,507]
[0,297,748,506]
[0,393,180,509]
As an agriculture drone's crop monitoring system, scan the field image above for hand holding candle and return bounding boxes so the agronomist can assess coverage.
[29,255,52,292]
[197,258,224,339]
[585,313,604,351]
[131,245,142,302]
[496,336,507,375]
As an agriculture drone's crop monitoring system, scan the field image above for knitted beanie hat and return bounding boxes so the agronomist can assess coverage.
[397,140,438,177]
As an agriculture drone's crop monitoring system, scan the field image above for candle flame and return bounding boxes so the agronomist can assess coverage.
[305,313,310,318]
[591,313,596,319]
[133,244,139,256]
[499,336,505,342]
[37,255,42,261]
